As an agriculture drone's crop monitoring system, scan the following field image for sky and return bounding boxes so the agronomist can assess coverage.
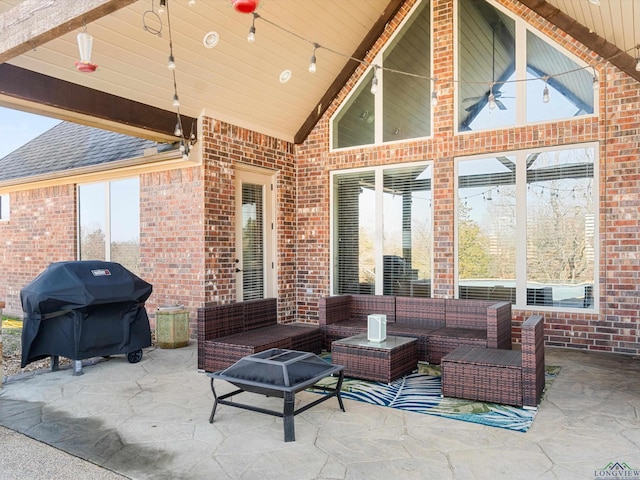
[0,107,61,159]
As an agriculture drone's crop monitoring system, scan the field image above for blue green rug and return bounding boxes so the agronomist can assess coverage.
[310,360,559,433]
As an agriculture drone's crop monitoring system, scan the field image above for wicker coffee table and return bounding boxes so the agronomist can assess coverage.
[331,334,418,383]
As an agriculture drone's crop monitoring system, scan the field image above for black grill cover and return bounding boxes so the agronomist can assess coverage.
[20,261,153,367]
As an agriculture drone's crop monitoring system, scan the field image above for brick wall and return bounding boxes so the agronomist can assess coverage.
[200,117,299,323]
[295,0,640,355]
[139,166,205,336]
[0,186,77,314]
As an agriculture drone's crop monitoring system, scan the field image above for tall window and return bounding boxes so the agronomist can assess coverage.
[78,178,140,274]
[457,0,595,132]
[457,145,596,309]
[332,163,433,297]
[331,1,431,149]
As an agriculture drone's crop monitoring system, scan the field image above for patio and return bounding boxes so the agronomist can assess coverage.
[1,343,639,479]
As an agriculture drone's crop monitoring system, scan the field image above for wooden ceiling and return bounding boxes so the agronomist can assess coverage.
[0,0,638,145]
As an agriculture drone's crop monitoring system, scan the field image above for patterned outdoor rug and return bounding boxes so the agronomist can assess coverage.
[310,359,559,433]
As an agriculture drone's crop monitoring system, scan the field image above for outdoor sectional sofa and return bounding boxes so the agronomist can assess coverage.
[197,298,322,372]
[319,295,512,364]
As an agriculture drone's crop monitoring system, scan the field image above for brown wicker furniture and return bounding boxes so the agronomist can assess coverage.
[440,315,545,407]
[331,334,418,383]
[319,295,512,364]
[197,298,321,372]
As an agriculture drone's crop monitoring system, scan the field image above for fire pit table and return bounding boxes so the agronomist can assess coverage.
[207,349,345,442]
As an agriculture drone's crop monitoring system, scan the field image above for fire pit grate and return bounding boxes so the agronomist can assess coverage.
[207,348,345,442]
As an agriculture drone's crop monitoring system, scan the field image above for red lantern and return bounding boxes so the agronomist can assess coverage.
[232,0,259,14]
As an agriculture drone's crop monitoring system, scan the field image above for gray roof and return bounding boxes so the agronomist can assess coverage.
[0,121,175,182]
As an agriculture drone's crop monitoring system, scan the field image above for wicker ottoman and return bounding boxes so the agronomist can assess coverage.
[441,346,523,406]
[332,334,418,383]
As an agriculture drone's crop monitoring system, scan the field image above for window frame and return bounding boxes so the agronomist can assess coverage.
[454,0,598,134]
[330,160,435,296]
[77,177,141,273]
[0,193,9,221]
[329,0,434,152]
[454,142,599,312]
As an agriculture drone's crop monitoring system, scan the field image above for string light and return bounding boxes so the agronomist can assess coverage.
[172,93,180,107]
[487,83,496,110]
[189,0,196,5]
[308,43,318,74]
[247,13,257,43]
[370,66,379,94]
[158,0,166,14]
[542,76,550,103]
[167,53,176,70]
[635,46,640,71]
[592,70,599,90]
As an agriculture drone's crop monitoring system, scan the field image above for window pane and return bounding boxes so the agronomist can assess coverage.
[526,31,594,123]
[458,0,516,131]
[79,183,106,261]
[333,171,375,294]
[526,148,595,307]
[332,69,375,149]
[110,178,140,274]
[382,165,432,297]
[241,183,264,301]
[383,1,431,142]
[0,194,9,220]
[458,156,516,302]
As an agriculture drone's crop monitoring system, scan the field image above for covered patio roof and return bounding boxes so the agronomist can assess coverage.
[0,0,638,144]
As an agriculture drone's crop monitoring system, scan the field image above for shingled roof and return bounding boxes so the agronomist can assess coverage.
[0,121,176,183]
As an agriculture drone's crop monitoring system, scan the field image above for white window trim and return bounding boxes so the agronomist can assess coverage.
[329,0,434,152]
[454,142,599,312]
[453,0,598,135]
[0,193,9,221]
[329,160,434,296]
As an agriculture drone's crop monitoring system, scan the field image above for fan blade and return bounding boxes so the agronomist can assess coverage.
[495,99,507,110]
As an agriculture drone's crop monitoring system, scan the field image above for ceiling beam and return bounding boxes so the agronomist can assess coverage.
[518,0,640,83]
[0,0,137,64]
[294,0,405,145]
[0,64,194,142]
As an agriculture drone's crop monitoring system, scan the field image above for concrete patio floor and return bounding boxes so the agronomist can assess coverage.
[0,342,639,480]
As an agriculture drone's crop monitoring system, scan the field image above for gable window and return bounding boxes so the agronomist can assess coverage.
[457,0,595,132]
[456,144,597,310]
[0,194,9,220]
[332,163,433,297]
[78,178,140,274]
[331,0,431,149]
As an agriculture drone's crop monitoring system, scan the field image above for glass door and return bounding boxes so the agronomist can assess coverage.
[236,168,276,301]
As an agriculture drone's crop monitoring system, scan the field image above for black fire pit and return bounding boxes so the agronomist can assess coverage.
[207,349,345,442]
[20,260,153,375]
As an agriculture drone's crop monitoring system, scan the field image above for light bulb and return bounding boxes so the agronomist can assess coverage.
[542,86,550,103]
[370,74,378,94]
[173,93,180,107]
[159,0,166,14]
[174,122,182,137]
[247,25,256,42]
[592,75,599,90]
[431,91,438,107]
[635,57,640,72]
[488,92,496,110]
[309,54,317,73]
[189,0,196,5]
[168,54,176,70]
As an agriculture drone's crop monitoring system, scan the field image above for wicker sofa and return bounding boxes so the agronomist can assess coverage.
[319,295,512,364]
[441,314,545,407]
[197,298,322,372]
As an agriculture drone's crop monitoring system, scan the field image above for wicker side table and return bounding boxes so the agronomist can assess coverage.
[332,334,418,383]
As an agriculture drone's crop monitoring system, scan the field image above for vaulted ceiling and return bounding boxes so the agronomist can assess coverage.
[0,0,638,145]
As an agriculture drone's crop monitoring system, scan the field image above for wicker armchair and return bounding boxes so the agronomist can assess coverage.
[440,315,545,408]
